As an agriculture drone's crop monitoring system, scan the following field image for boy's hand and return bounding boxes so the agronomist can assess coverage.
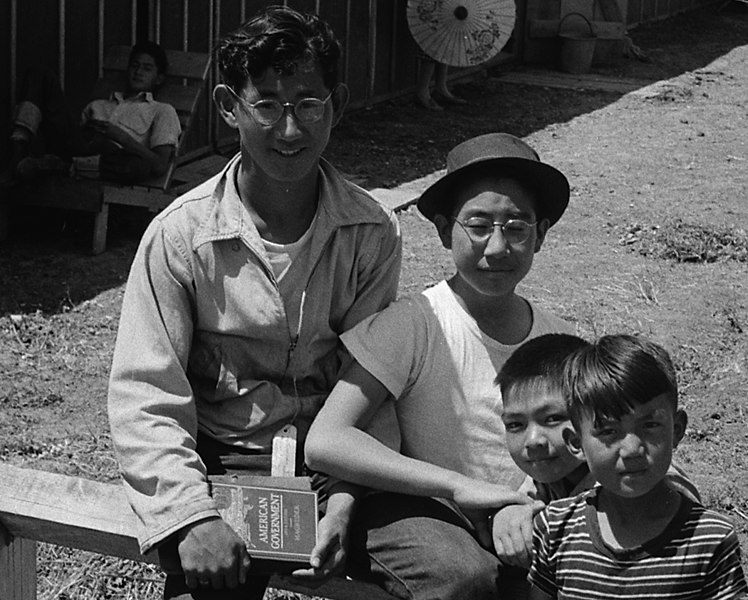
[292,486,356,580]
[492,500,545,568]
[452,476,534,512]
[176,517,251,589]
[291,508,349,579]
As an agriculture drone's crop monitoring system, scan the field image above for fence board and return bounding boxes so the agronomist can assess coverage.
[0,522,36,600]
[0,464,156,565]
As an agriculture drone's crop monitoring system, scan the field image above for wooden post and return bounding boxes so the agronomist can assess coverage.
[91,200,109,255]
[0,520,37,600]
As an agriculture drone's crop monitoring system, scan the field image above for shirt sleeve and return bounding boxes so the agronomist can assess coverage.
[341,294,430,401]
[148,102,182,148]
[107,219,219,553]
[528,509,559,596]
[701,529,748,600]
[339,209,402,332]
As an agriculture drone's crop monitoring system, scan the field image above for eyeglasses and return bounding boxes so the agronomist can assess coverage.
[228,86,334,126]
[451,217,537,245]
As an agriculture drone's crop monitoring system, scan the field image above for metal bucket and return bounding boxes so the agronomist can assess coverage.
[558,12,597,74]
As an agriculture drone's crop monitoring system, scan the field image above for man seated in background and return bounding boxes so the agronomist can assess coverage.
[2,40,180,185]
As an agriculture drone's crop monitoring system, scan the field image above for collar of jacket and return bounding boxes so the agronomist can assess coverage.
[190,153,391,253]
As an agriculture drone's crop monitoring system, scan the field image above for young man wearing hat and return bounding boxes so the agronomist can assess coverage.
[305,133,574,599]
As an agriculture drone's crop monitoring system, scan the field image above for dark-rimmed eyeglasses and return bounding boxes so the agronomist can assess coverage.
[451,217,537,245]
[228,86,334,126]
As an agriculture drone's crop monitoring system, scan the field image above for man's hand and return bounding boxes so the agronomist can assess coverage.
[176,517,252,590]
[88,119,130,145]
[492,501,545,568]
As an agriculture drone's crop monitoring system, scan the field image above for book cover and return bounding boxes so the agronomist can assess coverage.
[210,478,318,568]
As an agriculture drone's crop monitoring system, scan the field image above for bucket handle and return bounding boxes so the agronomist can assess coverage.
[558,12,595,37]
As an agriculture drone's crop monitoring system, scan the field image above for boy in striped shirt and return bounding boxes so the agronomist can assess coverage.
[527,334,747,599]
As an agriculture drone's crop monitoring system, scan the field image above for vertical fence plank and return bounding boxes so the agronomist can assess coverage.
[0,523,37,600]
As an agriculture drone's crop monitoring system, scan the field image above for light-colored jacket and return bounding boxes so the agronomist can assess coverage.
[108,155,401,553]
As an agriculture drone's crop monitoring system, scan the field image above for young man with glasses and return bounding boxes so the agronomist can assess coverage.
[306,133,574,600]
[107,7,401,598]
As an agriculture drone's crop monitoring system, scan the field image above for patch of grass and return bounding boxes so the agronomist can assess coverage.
[39,546,163,600]
[621,219,748,263]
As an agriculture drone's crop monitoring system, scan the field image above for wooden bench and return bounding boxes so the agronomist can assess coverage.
[0,45,211,255]
[0,461,395,599]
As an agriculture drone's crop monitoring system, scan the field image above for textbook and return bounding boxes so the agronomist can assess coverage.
[210,476,318,572]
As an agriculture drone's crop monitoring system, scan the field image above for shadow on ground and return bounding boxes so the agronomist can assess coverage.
[325,7,748,190]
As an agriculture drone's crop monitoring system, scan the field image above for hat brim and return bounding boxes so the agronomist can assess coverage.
[417,157,570,226]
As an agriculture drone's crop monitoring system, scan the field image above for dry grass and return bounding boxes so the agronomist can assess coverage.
[623,219,748,263]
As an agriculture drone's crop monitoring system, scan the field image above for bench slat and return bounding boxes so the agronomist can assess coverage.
[0,464,155,564]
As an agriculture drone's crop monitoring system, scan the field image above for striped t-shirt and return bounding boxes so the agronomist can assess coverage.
[530,487,748,599]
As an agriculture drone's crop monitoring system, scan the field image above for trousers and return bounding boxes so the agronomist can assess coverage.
[14,68,111,159]
[346,493,504,600]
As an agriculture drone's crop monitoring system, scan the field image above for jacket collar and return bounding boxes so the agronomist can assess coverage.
[191,153,389,252]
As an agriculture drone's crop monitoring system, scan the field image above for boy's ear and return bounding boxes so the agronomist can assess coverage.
[672,409,688,449]
[563,427,585,460]
[331,84,350,127]
[433,214,452,249]
[534,218,551,253]
[213,84,239,129]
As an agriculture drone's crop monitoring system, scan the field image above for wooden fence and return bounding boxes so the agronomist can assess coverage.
[0,463,156,599]
[0,0,719,167]
[0,0,516,164]
[0,463,397,600]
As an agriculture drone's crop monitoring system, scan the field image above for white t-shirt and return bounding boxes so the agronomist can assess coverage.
[263,212,318,281]
[342,280,575,490]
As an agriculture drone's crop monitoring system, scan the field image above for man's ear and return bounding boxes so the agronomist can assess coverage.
[434,214,452,249]
[534,218,550,253]
[331,83,350,127]
[672,409,688,449]
[563,427,585,460]
[213,84,239,129]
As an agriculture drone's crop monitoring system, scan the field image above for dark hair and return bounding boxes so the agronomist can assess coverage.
[563,334,679,429]
[496,333,589,399]
[215,5,341,92]
[130,41,168,75]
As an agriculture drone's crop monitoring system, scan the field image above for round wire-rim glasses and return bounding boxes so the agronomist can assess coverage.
[451,216,537,245]
[227,86,335,126]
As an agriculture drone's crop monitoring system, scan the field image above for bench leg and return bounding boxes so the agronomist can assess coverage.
[0,522,37,600]
[0,202,8,242]
[92,202,110,255]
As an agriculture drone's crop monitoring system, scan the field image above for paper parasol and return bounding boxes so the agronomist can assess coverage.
[407,0,516,67]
